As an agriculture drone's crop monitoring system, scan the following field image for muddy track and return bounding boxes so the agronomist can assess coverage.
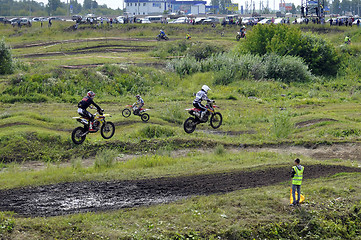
[295,118,337,128]
[60,62,166,69]
[11,38,156,49]
[0,165,359,217]
[18,47,149,58]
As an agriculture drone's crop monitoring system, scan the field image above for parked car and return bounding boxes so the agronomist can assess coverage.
[258,18,272,24]
[202,17,219,25]
[49,17,65,21]
[242,17,255,25]
[194,17,206,24]
[169,17,188,24]
[274,18,285,24]
[352,18,360,25]
[72,15,82,21]
[140,18,151,24]
[0,17,11,24]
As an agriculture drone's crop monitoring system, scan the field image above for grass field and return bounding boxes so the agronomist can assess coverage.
[1,21,361,239]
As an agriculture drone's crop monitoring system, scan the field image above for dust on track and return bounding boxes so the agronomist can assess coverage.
[0,165,359,217]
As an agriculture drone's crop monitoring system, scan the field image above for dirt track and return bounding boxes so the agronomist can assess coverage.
[0,165,359,217]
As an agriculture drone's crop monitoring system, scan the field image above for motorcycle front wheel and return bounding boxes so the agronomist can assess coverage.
[122,108,131,118]
[141,113,150,122]
[156,36,161,41]
[236,35,241,41]
[210,112,223,129]
[71,126,87,144]
[101,122,115,139]
[184,117,197,133]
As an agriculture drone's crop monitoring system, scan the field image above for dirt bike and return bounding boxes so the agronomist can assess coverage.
[122,105,150,122]
[183,100,223,134]
[71,109,115,144]
[156,34,169,41]
[236,31,246,41]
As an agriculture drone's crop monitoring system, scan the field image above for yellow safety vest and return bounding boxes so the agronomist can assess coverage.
[292,166,304,185]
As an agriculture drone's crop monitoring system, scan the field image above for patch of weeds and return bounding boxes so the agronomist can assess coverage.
[0,213,15,234]
[137,125,175,138]
[71,157,83,170]
[271,109,294,139]
[331,128,361,138]
[156,145,174,156]
[160,102,186,125]
[94,149,118,169]
[214,144,226,156]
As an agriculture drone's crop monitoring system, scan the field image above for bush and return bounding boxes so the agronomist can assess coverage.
[0,39,14,75]
[240,24,340,76]
[168,53,313,84]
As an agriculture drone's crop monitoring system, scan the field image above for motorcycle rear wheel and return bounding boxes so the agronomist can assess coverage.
[71,126,87,144]
[101,122,115,139]
[184,117,197,133]
[141,113,150,122]
[122,108,131,118]
[210,112,223,129]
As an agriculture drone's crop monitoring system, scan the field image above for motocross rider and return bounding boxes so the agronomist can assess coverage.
[193,85,211,120]
[240,25,246,37]
[159,29,166,38]
[77,91,103,131]
[133,95,144,115]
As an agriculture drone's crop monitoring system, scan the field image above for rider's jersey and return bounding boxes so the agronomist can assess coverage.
[193,90,209,104]
[78,96,101,110]
[137,97,144,105]
[160,30,165,36]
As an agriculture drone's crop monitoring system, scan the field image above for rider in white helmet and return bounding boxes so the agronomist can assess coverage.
[193,85,211,120]
[133,95,144,115]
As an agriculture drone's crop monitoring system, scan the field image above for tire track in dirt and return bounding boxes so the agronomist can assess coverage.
[11,38,155,49]
[0,165,359,217]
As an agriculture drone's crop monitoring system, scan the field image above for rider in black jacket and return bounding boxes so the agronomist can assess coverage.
[77,91,103,131]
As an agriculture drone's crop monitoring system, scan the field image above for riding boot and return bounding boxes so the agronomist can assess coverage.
[200,111,206,120]
[89,121,95,131]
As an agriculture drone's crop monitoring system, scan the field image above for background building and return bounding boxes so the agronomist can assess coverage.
[125,0,206,15]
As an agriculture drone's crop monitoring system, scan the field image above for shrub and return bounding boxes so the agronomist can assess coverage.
[240,24,340,76]
[263,53,313,83]
[187,42,225,61]
[168,53,313,84]
[0,39,14,75]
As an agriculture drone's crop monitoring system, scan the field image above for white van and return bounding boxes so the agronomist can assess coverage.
[145,16,163,23]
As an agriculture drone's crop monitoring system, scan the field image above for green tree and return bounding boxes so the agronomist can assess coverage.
[47,0,62,14]
[0,39,14,75]
[332,0,341,14]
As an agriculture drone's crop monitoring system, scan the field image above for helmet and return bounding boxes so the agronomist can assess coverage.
[242,25,246,28]
[135,95,140,99]
[87,91,95,98]
[201,85,211,93]
[160,29,163,32]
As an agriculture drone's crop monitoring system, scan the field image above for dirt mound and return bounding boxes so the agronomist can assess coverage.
[295,118,337,128]
[0,165,359,217]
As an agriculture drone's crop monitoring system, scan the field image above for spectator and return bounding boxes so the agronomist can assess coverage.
[329,18,333,26]
[48,18,52,27]
[290,158,304,206]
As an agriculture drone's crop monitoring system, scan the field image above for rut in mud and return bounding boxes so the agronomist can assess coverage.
[0,165,359,217]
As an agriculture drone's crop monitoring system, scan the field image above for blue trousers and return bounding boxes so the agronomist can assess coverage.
[292,184,301,204]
